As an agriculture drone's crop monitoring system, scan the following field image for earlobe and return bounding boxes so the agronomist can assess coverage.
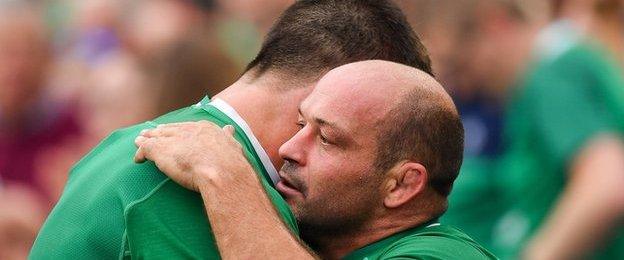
[383,162,427,208]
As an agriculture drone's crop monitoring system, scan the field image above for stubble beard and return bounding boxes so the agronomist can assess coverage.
[296,183,381,252]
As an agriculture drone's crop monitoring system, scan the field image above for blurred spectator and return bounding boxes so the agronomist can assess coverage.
[37,0,238,203]
[493,0,624,259]
[213,0,292,67]
[33,51,153,204]
[147,28,239,114]
[402,0,546,157]
[43,0,128,110]
[0,184,46,259]
[127,0,207,60]
[0,1,78,256]
[216,0,292,33]
[0,1,81,204]
[402,0,546,251]
[124,0,241,113]
[0,0,284,256]
[71,0,124,66]
[80,52,152,143]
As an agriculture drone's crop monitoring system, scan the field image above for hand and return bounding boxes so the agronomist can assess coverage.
[134,121,252,191]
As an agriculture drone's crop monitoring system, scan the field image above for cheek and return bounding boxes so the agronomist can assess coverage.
[303,146,377,198]
[303,162,337,197]
[305,161,367,199]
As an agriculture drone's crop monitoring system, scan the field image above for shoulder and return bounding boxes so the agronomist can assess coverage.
[63,120,171,206]
[380,225,497,260]
[69,122,152,173]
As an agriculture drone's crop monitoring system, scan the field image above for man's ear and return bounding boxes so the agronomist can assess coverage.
[383,162,428,208]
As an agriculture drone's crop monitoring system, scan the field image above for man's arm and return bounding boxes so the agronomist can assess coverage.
[523,135,624,260]
[135,121,317,259]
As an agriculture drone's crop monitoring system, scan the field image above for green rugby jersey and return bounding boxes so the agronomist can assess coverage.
[344,221,497,260]
[30,97,298,259]
[492,41,624,259]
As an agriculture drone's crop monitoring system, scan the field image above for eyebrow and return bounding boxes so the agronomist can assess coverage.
[298,107,341,129]
[299,107,351,144]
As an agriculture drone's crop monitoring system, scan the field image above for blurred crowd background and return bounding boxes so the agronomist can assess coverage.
[1,0,623,259]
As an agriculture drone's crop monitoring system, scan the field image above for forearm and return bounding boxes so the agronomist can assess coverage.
[524,136,624,260]
[196,165,317,259]
[524,179,623,259]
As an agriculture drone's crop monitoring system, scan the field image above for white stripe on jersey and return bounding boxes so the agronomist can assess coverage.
[208,98,281,185]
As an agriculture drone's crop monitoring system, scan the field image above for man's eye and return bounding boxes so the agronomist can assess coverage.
[296,121,306,129]
[319,134,331,145]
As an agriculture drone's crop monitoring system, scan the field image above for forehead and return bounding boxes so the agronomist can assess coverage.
[300,68,401,131]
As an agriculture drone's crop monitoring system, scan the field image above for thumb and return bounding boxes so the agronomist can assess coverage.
[223,125,235,137]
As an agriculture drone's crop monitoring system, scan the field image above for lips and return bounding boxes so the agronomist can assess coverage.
[276,174,304,198]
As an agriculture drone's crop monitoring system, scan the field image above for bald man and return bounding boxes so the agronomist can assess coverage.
[135,60,497,259]
[32,1,437,259]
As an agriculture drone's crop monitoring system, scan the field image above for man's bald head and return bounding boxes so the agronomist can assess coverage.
[361,61,463,198]
[280,60,463,238]
[315,60,464,197]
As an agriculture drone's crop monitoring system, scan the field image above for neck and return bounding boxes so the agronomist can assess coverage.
[312,213,434,259]
[212,74,310,168]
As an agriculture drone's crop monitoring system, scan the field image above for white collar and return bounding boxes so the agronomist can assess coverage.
[207,98,280,185]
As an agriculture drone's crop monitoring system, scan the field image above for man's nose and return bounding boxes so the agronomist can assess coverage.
[278,129,308,166]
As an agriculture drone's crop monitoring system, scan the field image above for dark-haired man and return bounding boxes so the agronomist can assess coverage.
[135,60,497,259]
[31,0,431,259]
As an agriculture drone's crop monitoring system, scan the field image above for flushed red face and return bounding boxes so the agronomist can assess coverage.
[275,66,400,233]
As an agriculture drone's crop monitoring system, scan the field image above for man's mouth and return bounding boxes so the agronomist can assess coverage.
[276,175,304,199]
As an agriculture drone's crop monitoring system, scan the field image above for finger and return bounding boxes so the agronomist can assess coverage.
[134,135,153,163]
[156,121,197,129]
[134,136,160,163]
[135,137,163,163]
[197,120,230,133]
[140,127,179,138]
[134,146,147,163]
[157,121,221,132]
[223,125,235,137]
[135,135,148,147]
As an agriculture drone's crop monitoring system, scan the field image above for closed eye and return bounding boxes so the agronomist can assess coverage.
[319,133,332,146]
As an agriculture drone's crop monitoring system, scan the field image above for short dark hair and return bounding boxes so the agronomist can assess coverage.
[374,88,464,197]
[245,0,432,82]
